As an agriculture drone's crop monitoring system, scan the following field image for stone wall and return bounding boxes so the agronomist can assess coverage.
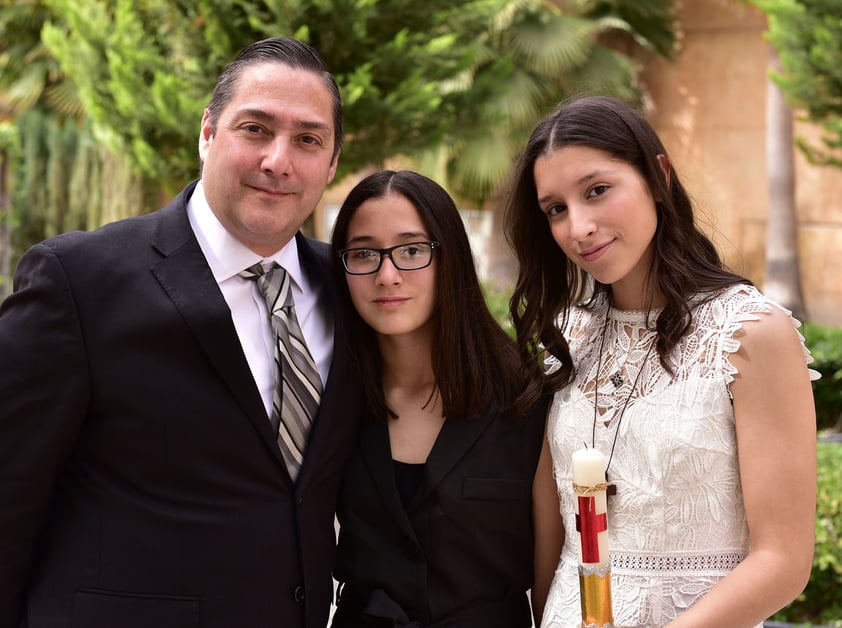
[639,0,842,325]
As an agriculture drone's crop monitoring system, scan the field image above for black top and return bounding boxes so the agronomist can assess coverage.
[392,460,424,509]
[331,396,551,628]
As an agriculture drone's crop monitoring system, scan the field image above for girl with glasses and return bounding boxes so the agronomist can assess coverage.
[329,170,559,627]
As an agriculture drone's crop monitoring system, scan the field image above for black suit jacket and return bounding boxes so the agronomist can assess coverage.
[332,396,550,628]
[0,182,361,628]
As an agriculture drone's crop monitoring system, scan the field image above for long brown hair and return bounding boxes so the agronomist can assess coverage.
[332,170,535,420]
[505,95,749,397]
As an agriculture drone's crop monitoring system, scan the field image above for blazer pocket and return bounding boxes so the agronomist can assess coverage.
[72,588,199,628]
[461,477,530,501]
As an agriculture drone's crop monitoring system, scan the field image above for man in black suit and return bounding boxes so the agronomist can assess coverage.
[0,36,360,628]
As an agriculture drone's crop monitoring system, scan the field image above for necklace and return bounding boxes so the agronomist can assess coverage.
[591,304,657,491]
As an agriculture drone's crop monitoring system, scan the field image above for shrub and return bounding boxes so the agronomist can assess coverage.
[803,323,842,433]
[481,281,514,338]
[773,442,842,625]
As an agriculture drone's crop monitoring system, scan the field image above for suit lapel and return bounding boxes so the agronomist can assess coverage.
[288,234,346,488]
[408,412,496,511]
[148,184,286,472]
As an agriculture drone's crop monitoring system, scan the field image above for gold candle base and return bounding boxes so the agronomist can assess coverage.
[578,563,614,628]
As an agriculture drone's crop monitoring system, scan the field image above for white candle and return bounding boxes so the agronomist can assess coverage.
[572,448,610,567]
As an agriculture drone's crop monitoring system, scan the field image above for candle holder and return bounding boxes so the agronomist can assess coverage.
[572,448,614,628]
[578,562,614,628]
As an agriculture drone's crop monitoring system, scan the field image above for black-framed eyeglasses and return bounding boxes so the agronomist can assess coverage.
[338,241,440,275]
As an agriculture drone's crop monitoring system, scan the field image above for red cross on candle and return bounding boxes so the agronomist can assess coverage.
[576,495,608,563]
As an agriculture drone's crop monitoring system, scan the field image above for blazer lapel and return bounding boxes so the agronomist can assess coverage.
[148,184,285,470]
[408,412,497,511]
[358,421,418,539]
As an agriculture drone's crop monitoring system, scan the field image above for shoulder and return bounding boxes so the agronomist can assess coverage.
[297,233,330,255]
[702,285,819,383]
[41,183,195,257]
[689,284,779,337]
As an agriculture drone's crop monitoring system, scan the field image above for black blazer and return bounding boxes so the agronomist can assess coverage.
[332,396,550,628]
[0,182,361,628]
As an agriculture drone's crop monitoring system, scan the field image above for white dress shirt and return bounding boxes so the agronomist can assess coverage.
[186,181,334,421]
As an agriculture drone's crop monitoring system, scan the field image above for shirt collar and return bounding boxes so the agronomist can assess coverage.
[187,180,304,289]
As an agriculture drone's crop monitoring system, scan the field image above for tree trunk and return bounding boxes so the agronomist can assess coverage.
[764,46,807,321]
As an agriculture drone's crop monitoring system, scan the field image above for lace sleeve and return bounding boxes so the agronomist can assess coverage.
[717,285,821,386]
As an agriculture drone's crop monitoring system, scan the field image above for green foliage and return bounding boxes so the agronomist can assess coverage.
[421,0,677,204]
[584,0,677,58]
[753,0,842,167]
[37,0,504,188]
[482,280,514,337]
[803,322,842,432]
[1,0,139,291]
[33,0,676,202]
[13,109,50,255]
[2,0,677,290]
[41,0,214,190]
[309,0,521,185]
[11,109,91,251]
[0,122,22,298]
[0,0,72,116]
[8,108,148,273]
[774,441,842,625]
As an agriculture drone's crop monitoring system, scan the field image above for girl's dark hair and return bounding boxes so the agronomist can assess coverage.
[207,36,343,161]
[504,95,749,396]
[331,170,535,420]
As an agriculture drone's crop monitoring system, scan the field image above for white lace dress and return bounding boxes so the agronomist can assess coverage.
[540,285,818,628]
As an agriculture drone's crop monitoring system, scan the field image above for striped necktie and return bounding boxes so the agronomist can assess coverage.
[240,262,322,480]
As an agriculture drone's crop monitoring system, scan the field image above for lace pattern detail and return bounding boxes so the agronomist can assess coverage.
[540,285,814,628]
[611,551,744,575]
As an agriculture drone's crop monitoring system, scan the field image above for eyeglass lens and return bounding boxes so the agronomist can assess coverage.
[343,242,434,274]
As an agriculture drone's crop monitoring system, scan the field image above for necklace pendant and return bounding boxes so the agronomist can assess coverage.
[605,472,617,496]
[610,373,624,388]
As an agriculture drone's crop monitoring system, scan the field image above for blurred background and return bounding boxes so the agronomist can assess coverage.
[1,0,840,624]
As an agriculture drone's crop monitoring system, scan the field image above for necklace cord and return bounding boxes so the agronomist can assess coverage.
[593,304,657,477]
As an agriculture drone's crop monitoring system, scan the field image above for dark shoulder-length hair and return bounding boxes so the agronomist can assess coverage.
[504,94,749,395]
[331,170,534,421]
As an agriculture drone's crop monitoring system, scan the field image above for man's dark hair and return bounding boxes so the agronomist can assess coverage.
[206,37,343,161]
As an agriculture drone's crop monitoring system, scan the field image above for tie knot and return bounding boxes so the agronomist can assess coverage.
[240,262,293,314]
[239,261,274,279]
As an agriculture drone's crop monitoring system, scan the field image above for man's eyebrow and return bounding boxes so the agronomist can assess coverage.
[298,120,332,134]
[236,108,274,122]
[234,108,331,134]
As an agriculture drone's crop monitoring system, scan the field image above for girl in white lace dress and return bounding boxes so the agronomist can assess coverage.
[504,96,818,627]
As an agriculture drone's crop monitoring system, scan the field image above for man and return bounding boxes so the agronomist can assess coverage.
[0,37,360,628]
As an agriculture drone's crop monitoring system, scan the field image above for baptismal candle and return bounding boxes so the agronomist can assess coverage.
[572,448,610,566]
[572,448,614,627]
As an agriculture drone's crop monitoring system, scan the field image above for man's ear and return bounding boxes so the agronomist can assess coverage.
[199,108,214,161]
[656,154,671,191]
